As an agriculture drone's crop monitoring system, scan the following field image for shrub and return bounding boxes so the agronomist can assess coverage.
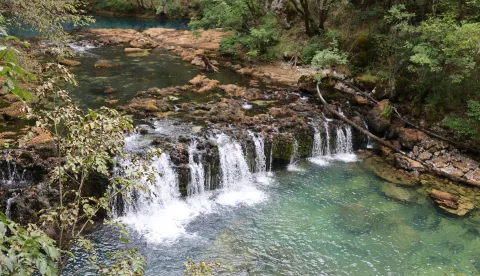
[311,46,348,68]
[443,100,480,140]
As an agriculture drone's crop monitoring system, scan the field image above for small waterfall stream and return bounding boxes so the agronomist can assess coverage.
[309,121,356,165]
[217,134,253,189]
[1,155,27,187]
[6,194,17,219]
[187,140,205,196]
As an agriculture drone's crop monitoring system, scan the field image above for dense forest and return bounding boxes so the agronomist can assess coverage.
[1,0,480,275]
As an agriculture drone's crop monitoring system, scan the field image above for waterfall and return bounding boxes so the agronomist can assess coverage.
[216,134,253,188]
[309,123,330,166]
[248,131,267,174]
[268,138,273,176]
[311,124,323,158]
[187,140,205,196]
[334,125,356,162]
[5,194,17,219]
[288,139,304,172]
[1,156,27,186]
[112,134,265,244]
[363,121,373,149]
[290,139,299,165]
[323,121,331,156]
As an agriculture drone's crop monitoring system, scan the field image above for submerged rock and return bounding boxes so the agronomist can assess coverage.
[430,189,474,216]
[94,60,118,68]
[380,182,415,202]
[336,203,381,235]
[58,58,81,66]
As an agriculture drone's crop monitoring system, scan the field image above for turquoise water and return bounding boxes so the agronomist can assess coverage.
[8,15,188,37]
[69,160,480,275]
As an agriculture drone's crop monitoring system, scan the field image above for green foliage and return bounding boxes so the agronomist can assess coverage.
[0,213,59,275]
[301,37,325,64]
[443,100,480,140]
[380,100,393,118]
[2,0,94,48]
[0,46,35,102]
[96,0,136,12]
[311,40,348,69]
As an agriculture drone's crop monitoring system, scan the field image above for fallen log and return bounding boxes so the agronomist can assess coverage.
[316,82,480,187]
[328,76,480,155]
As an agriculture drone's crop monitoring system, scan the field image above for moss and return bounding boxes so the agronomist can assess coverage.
[355,73,381,90]
[272,135,294,161]
[295,127,314,158]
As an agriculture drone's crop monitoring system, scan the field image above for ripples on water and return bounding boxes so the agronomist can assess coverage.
[67,159,480,276]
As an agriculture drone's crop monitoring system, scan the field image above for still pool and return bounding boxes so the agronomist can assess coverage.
[68,159,480,275]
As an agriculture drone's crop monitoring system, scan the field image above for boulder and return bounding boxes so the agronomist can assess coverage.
[218,84,247,97]
[366,100,391,135]
[2,101,26,121]
[397,127,428,150]
[25,127,56,159]
[129,39,157,49]
[380,182,414,202]
[58,58,80,66]
[269,107,296,119]
[394,153,425,172]
[104,88,116,94]
[94,60,117,68]
[191,56,204,67]
[430,189,474,216]
[188,75,219,93]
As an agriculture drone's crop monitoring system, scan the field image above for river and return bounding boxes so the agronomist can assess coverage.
[47,18,480,276]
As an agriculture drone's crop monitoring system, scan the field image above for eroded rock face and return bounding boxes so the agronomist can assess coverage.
[397,128,428,150]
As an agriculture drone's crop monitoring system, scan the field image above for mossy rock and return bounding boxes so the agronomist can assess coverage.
[294,127,314,158]
[355,74,381,91]
[272,135,294,161]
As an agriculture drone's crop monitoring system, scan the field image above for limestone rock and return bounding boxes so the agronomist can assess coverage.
[418,152,432,161]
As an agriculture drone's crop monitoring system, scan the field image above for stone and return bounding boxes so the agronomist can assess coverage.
[94,60,117,68]
[191,56,204,67]
[380,182,414,202]
[1,102,26,121]
[124,48,145,53]
[104,88,116,94]
[394,153,425,172]
[366,100,392,135]
[58,58,80,66]
[231,64,242,71]
[236,67,254,76]
[105,99,119,105]
[335,203,380,235]
[397,127,428,150]
[218,84,247,97]
[353,95,369,105]
[418,152,432,161]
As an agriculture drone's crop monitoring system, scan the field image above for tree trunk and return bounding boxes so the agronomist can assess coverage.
[315,83,480,187]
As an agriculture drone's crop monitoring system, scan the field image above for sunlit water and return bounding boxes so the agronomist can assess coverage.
[68,160,480,275]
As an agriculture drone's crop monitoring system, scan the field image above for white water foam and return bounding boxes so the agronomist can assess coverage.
[115,134,266,244]
[308,122,357,165]
[248,131,274,184]
[187,140,205,196]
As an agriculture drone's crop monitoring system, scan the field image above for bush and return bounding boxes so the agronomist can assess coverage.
[311,46,348,68]
[301,37,325,63]
[443,100,480,140]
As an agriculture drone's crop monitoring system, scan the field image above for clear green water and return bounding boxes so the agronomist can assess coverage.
[70,160,480,275]
[68,46,249,109]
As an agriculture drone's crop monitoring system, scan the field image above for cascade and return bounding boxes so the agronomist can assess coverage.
[117,154,180,216]
[311,124,324,157]
[333,125,356,162]
[187,140,205,196]
[289,139,299,165]
[216,134,252,188]
[1,155,27,186]
[363,121,373,148]
[323,121,331,156]
[248,131,267,174]
[268,137,273,176]
[5,194,17,219]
